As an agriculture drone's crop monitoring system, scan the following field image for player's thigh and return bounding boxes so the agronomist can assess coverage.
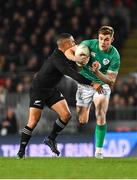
[51,99,71,121]
[93,95,109,113]
[76,84,94,123]
[93,84,111,113]
[27,107,42,128]
[93,95,109,124]
[76,83,95,108]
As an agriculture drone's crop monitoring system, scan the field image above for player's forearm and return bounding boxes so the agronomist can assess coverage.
[64,48,76,61]
[95,70,114,86]
[64,68,92,85]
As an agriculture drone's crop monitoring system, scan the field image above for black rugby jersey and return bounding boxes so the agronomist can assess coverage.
[31,48,91,90]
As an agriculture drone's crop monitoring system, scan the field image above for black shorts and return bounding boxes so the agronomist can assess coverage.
[29,88,64,109]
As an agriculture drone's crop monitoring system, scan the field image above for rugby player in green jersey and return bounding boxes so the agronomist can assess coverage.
[65,26,120,158]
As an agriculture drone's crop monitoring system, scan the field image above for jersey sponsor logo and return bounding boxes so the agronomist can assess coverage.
[34,100,42,106]
[103,58,110,65]
[91,51,96,57]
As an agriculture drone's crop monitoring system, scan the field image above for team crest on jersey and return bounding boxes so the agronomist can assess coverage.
[91,51,96,57]
[103,58,110,65]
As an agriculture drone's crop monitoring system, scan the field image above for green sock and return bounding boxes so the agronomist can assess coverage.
[95,124,107,148]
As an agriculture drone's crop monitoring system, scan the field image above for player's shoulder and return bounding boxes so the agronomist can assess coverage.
[110,45,120,59]
[51,48,65,59]
[80,39,98,47]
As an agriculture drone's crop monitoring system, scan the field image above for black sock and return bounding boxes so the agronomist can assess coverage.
[48,118,67,140]
[18,126,33,152]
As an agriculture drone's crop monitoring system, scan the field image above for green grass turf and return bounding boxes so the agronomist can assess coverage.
[0,157,137,179]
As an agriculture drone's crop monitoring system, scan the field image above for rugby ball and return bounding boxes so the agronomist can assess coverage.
[75,44,90,57]
[75,44,90,66]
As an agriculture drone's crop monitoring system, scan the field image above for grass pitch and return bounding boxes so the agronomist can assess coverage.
[0,157,137,179]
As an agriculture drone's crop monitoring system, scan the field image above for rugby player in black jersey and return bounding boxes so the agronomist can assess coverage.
[17,33,102,158]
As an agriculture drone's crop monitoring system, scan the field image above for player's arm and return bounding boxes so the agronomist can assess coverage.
[53,56,103,93]
[64,46,76,61]
[91,61,118,87]
[95,70,117,87]
[64,42,89,65]
[53,56,92,85]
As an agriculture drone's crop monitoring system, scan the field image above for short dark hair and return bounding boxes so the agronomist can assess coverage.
[98,26,114,37]
[56,33,72,45]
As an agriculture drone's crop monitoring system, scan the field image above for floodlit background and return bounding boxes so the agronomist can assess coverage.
[0,0,137,157]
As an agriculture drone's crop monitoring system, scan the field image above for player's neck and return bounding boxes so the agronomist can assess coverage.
[99,46,110,52]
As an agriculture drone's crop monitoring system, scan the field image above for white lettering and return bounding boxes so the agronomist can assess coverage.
[65,143,93,157]
[1,145,19,157]
[104,139,131,157]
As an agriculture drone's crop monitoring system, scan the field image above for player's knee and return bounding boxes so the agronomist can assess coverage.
[97,119,106,125]
[96,111,106,125]
[79,117,88,124]
[60,112,72,122]
[96,110,106,119]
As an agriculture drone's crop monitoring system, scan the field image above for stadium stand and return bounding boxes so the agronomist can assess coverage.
[0,0,137,134]
[120,29,137,74]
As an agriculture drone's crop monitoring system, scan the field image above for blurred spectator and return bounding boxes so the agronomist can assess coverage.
[16,82,25,93]
[0,54,7,72]
[0,0,136,110]
[21,75,32,91]
[0,85,7,104]
[0,0,137,135]
[4,77,15,92]
[26,55,39,72]
[111,75,137,108]
[0,107,18,136]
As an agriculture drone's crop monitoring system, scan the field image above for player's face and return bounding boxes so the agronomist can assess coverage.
[98,34,113,51]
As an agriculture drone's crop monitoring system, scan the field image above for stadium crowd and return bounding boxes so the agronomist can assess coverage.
[0,0,137,134]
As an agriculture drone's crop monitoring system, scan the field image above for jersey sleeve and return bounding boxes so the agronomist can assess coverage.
[80,40,91,47]
[53,55,92,85]
[80,39,96,48]
[107,52,120,73]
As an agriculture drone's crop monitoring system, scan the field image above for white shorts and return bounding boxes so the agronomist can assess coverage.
[76,84,111,107]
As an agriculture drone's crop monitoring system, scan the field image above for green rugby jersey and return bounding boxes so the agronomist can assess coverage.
[80,39,120,84]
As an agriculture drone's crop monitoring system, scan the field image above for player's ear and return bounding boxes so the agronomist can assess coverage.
[111,37,114,43]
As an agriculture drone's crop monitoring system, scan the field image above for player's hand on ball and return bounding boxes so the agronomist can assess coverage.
[91,61,100,72]
[75,44,90,66]
[75,55,90,66]
[81,55,90,65]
